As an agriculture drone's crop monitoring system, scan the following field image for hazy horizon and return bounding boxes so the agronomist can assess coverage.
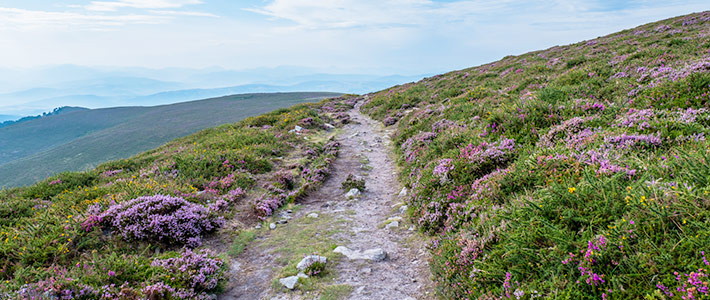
[2,1,709,115]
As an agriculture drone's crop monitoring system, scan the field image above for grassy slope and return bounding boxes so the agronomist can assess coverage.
[0,92,340,187]
[361,11,710,299]
[0,95,354,299]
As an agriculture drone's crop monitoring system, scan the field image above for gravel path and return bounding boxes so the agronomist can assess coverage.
[221,102,433,300]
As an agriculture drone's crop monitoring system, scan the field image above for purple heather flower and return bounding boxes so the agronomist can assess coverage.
[99,194,223,248]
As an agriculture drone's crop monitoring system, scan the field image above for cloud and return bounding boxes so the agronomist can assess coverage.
[0,0,214,30]
[0,7,168,29]
[85,0,203,12]
[245,0,524,30]
[149,10,218,18]
[247,0,707,32]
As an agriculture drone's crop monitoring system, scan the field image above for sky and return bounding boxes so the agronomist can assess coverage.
[0,0,708,75]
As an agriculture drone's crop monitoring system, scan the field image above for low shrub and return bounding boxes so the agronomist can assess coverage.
[341,174,366,192]
[99,194,223,247]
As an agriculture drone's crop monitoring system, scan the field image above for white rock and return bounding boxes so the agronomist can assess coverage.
[307,212,319,218]
[345,188,361,198]
[334,246,387,262]
[279,276,299,290]
[297,272,309,279]
[387,216,403,223]
[324,123,336,129]
[269,223,276,230]
[398,187,408,197]
[362,248,387,261]
[386,221,399,229]
[296,255,327,271]
[398,205,408,214]
[288,126,304,134]
[278,211,292,219]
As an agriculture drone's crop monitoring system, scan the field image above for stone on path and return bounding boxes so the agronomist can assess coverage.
[398,187,408,197]
[296,255,327,271]
[279,276,299,290]
[386,221,399,229]
[269,223,276,230]
[307,212,319,218]
[345,188,361,198]
[387,216,403,223]
[333,246,387,262]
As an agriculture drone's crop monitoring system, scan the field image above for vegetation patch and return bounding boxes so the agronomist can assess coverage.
[361,12,710,299]
[263,211,344,295]
[341,174,366,192]
[0,97,353,299]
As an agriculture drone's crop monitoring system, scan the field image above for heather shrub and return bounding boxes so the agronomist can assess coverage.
[255,139,339,217]
[0,98,344,297]
[304,260,326,277]
[361,12,710,299]
[99,194,223,247]
[635,72,710,109]
[175,152,272,180]
[152,248,227,293]
[341,174,366,192]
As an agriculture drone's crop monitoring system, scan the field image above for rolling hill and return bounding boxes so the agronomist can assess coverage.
[2,10,710,300]
[0,92,339,187]
[0,66,427,116]
[360,10,710,299]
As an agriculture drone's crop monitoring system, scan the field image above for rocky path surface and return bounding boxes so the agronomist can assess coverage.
[221,103,433,300]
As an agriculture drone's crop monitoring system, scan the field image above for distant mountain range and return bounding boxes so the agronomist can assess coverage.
[0,65,427,116]
[0,92,340,187]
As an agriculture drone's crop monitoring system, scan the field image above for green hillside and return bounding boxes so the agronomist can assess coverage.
[361,11,710,299]
[0,92,340,187]
[2,10,710,300]
[0,95,352,299]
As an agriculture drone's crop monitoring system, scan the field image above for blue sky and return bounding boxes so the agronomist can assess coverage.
[0,0,708,75]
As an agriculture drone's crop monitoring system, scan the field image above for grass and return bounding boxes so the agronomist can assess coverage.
[360,11,710,299]
[228,230,257,257]
[3,10,710,300]
[320,284,354,300]
[0,95,356,299]
[259,209,352,297]
[0,92,341,188]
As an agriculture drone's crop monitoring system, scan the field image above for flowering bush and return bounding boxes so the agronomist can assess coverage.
[383,116,397,126]
[152,248,226,292]
[100,195,223,247]
[0,99,345,298]
[360,11,710,299]
[341,174,366,192]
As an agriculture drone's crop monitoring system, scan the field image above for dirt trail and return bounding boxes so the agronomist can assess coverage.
[221,103,433,300]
